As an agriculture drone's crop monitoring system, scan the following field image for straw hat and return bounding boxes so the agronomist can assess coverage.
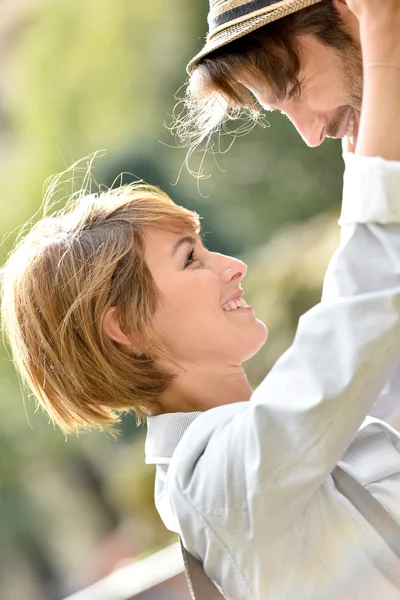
[187,0,323,74]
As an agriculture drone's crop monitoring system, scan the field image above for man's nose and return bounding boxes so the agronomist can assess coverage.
[285,110,327,148]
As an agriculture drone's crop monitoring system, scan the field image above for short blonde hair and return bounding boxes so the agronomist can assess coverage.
[1,182,200,433]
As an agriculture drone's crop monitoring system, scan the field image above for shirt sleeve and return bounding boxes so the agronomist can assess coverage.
[330,152,400,429]
[168,153,400,539]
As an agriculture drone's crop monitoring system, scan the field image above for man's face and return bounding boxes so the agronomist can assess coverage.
[242,33,363,148]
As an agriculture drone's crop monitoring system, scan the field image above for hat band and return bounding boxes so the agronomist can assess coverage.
[210,0,281,30]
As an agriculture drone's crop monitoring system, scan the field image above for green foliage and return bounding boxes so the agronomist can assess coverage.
[244,212,340,386]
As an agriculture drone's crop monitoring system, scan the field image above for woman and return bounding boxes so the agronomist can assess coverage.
[2,0,400,597]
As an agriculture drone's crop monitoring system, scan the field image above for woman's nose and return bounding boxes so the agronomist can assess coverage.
[221,257,247,283]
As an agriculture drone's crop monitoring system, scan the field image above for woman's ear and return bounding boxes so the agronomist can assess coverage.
[103,306,139,352]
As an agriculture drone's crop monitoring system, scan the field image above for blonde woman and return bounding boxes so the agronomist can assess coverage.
[3,0,400,597]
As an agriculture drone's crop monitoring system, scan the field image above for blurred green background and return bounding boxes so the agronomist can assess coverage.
[0,1,344,598]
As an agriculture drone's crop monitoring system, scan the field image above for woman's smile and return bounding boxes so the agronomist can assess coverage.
[144,226,268,365]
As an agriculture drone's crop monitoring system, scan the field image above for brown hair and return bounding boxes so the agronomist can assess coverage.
[176,1,354,157]
[1,179,200,433]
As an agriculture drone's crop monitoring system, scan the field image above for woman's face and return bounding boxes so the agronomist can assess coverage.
[144,226,268,367]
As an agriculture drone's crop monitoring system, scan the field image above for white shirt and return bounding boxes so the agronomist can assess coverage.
[146,153,400,599]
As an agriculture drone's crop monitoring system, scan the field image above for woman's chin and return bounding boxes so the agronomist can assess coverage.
[240,320,269,362]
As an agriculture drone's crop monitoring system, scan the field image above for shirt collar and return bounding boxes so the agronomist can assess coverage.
[145,411,202,465]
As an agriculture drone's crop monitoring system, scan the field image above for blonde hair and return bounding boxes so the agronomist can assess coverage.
[1,180,200,433]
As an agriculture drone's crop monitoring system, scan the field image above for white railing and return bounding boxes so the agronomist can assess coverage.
[63,542,185,600]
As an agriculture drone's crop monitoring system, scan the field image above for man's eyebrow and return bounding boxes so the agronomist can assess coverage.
[171,235,196,257]
[263,85,302,110]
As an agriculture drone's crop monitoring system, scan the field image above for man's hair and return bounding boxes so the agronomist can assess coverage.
[1,180,200,433]
[176,1,354,156]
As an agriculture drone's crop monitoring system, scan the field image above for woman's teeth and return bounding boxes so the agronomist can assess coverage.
[222,298,248,312]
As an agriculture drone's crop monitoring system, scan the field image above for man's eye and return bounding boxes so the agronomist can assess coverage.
[185,248,197,268]
[287,84,302,101]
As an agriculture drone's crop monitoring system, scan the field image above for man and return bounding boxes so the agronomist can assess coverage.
[184,0,400,432]
[184,0,363,149]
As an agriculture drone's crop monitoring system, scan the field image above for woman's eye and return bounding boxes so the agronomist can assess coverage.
[185,249,197,268]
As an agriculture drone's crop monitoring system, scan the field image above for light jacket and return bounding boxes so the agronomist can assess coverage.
[146,152,400,599]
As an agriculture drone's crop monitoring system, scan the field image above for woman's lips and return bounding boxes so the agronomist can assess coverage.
[221,289,244,309]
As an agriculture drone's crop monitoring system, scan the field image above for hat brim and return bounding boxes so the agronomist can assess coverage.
[187,0,323,75]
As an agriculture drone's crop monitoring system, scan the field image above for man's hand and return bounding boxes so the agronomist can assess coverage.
[345,0,400,64]
[345,0,400,23]
[348,0,400,159]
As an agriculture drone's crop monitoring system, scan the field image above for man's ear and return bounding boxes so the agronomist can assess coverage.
[103,306,140,352]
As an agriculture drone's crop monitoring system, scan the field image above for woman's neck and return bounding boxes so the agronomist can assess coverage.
[158,362,252,414]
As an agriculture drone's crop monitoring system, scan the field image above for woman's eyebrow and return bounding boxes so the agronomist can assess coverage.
[171,235,196,257]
